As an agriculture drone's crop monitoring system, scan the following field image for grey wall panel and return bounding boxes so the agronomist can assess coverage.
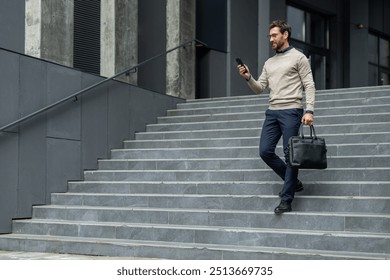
[46,138,81,201]
[107,81,131,150]
[0,133,18,233]
[81,74,109,170]
[152,90,183,119]
[0,50,20,129]
[0,1,25,53]
[18,118,47,217]
[19,56,48,116]
[46,65,82,140]
[15,55,47,218]
[128,86,157,139]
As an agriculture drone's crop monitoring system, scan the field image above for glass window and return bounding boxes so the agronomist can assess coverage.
[287,6,329,49]
[368,34,378,64]
[308,13,327,48]
[380,72,389,85]
[368,64,378,86]
[287,6,305,42]
[379,38,389,67]
[369,33,390,85]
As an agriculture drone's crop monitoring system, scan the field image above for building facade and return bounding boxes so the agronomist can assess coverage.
[1,0,389,99]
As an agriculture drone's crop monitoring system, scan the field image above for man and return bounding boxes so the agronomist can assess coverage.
[237,20,315,214]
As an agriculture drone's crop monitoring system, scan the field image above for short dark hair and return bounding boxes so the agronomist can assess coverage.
[269,20,291,40]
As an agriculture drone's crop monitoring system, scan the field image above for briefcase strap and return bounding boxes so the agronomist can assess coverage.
[299,124,318,139]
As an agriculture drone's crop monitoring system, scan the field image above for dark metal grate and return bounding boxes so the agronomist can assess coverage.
[73,0,101,75]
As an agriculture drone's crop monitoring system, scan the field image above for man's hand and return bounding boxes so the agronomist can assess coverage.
[302,113,314,126]
[237,64,251,81]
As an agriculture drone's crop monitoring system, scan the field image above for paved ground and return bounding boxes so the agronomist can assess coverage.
[0,250,148,260]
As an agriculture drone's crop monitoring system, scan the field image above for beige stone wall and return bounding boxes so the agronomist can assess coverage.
[25,0,42,58]
[166,0,196,99]
[25,0,74,67]
[101,0,138,84]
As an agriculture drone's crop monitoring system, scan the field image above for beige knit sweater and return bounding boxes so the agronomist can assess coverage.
[247,47,315,112]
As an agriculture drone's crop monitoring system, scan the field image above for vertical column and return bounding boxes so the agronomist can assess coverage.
[101,0,138,84]
[25,0,74,67]
[258,0,271,73]
[166,0,196,99]
[349,0,369,87]
[25,0,42,58]
[101,0,115,77]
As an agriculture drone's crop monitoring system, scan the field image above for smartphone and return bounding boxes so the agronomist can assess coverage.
[236,58,247,73]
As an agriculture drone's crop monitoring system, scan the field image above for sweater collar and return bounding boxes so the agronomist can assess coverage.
[276,45,293,53]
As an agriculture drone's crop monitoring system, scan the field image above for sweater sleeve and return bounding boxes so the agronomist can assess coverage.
[298,56,316,112]
[247,65,268,95]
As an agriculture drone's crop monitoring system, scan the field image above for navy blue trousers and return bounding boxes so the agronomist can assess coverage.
[259,108,303,202]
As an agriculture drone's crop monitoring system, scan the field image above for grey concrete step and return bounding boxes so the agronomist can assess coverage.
[30,205,390,234]
[128,132,390,148]
[111,143,390,159]
[158,111,390,124]
[67,181,390,197]
[82,168,390,183]
[136,123,389,140]
[187,86,390,101]
[98,155,390,170]
[179,89,390,109]
[147,116,390,132]
[11,220,390,255]
[49,193,390,214]
[168,97,390,116]
[0,234,387,259]
[185,86,390,103]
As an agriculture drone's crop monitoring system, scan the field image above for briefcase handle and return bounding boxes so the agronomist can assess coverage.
[299,124,318,139]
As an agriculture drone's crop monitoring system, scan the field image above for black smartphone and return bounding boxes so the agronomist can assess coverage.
[236,58,247,73]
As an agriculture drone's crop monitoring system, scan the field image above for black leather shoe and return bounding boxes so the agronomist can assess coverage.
[274,200,292,214]
[295,180,304,192]
[279,180,304,197]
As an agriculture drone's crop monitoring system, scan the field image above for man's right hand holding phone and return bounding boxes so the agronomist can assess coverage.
[236,58,251,81]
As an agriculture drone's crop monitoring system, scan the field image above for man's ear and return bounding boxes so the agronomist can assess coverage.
[283,31,289,39]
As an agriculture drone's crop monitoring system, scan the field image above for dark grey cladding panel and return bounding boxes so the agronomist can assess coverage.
[81,74,109,170]
[128,86,185,140]
[107,80,131,150]
[0,132,18,232]
[19,56,47,116]
[129,86,159,138]
[46,138,81,201]
[0,50,20,129]
[46,64,82,140]
[0,0,25,53]
[18,118,47,218]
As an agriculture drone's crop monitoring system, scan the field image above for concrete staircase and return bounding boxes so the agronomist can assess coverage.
[0,86,389,259]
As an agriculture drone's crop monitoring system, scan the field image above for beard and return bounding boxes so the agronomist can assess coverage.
[272,40,285,51]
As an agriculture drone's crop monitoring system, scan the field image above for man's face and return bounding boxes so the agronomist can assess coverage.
[269,27,288,51]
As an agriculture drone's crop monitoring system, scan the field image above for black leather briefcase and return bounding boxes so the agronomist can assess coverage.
[289,124,327,169]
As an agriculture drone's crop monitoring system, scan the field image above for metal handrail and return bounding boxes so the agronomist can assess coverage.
[0,39,207,132]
